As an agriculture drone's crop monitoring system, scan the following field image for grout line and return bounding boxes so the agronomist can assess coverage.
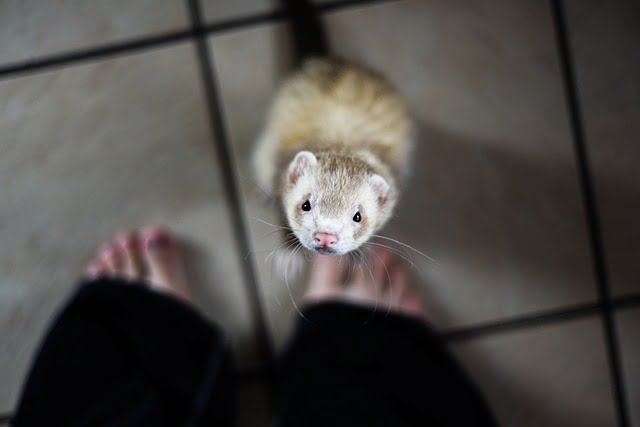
[550,1,629,426]
[0,0,397,81]
[201,10,287,33]
[0,29,193,80]
[441,301,601,341]
[193,0,400,35]
[185,0,274,365]
[319,0,400,13]
[612,293,640,311]
[195,0,399,32]
[442,292,640,342]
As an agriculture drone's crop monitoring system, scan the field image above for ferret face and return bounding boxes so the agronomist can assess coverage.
[282,151,395,255]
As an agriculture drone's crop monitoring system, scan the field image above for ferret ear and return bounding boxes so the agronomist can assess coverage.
[369,174,390,206]
[287,151,317,185]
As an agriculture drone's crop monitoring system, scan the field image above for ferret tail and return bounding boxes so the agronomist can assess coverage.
[281,0,329,65]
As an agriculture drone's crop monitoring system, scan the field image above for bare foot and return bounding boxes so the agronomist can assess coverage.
[304,249,425,319]
[84,226,191,303]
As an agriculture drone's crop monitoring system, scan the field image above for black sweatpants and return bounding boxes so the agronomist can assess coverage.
[12,279,496,426]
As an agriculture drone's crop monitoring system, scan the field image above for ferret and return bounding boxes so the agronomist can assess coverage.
[253,0,413,256]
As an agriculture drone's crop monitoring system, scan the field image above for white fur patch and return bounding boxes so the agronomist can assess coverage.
[287,151,318,185]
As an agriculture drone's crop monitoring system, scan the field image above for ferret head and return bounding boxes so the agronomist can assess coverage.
[282,150,396,255]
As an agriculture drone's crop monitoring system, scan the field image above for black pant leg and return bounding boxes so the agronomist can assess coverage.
[275,301,497,427]
[12,278,235,427]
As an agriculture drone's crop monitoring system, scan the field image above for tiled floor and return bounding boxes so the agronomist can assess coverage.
[0,0,638,425]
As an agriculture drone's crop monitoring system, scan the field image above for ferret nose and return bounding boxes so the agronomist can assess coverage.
[314,232,338,248]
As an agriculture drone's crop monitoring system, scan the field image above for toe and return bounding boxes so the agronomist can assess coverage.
[117,232,143,280]
[85,260,108,279]
[305,254,346,301]
[141,225,190,301]
[142,226,176,270]
[310,255,344,287]
[383,265,407,311]
[370,249,395,292]
[341,259,377,305]
[399,287,425,317]
[350,260,369,292]
[388,265,409,307]
[142,225,173,248]
[100,244,121,275]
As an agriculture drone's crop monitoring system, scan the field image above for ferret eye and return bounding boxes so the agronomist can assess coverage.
[353,211,361,222]
[301,200,311,211]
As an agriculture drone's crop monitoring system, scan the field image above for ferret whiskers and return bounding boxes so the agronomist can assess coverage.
[343,252,355,285]
[285,242,310,322]
[370,234,439,265]
[354,248,380,322]
[249,216,291,232]
[245,233,295,260]
[286,215,303,228]
[303,247,313,262]
[237,173,272,201]
[366,246,394,317]
[261,228,292,239]
[248,216,296,241]
[362,241,419,271]
[265,235,298,265]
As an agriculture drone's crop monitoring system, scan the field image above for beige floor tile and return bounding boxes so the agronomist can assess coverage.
[565,0,640,297]
[0,44,258,411]
[452,316,616,427]
[0,0,189,66]
[211,0,597,348]
[616,308,640,426]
